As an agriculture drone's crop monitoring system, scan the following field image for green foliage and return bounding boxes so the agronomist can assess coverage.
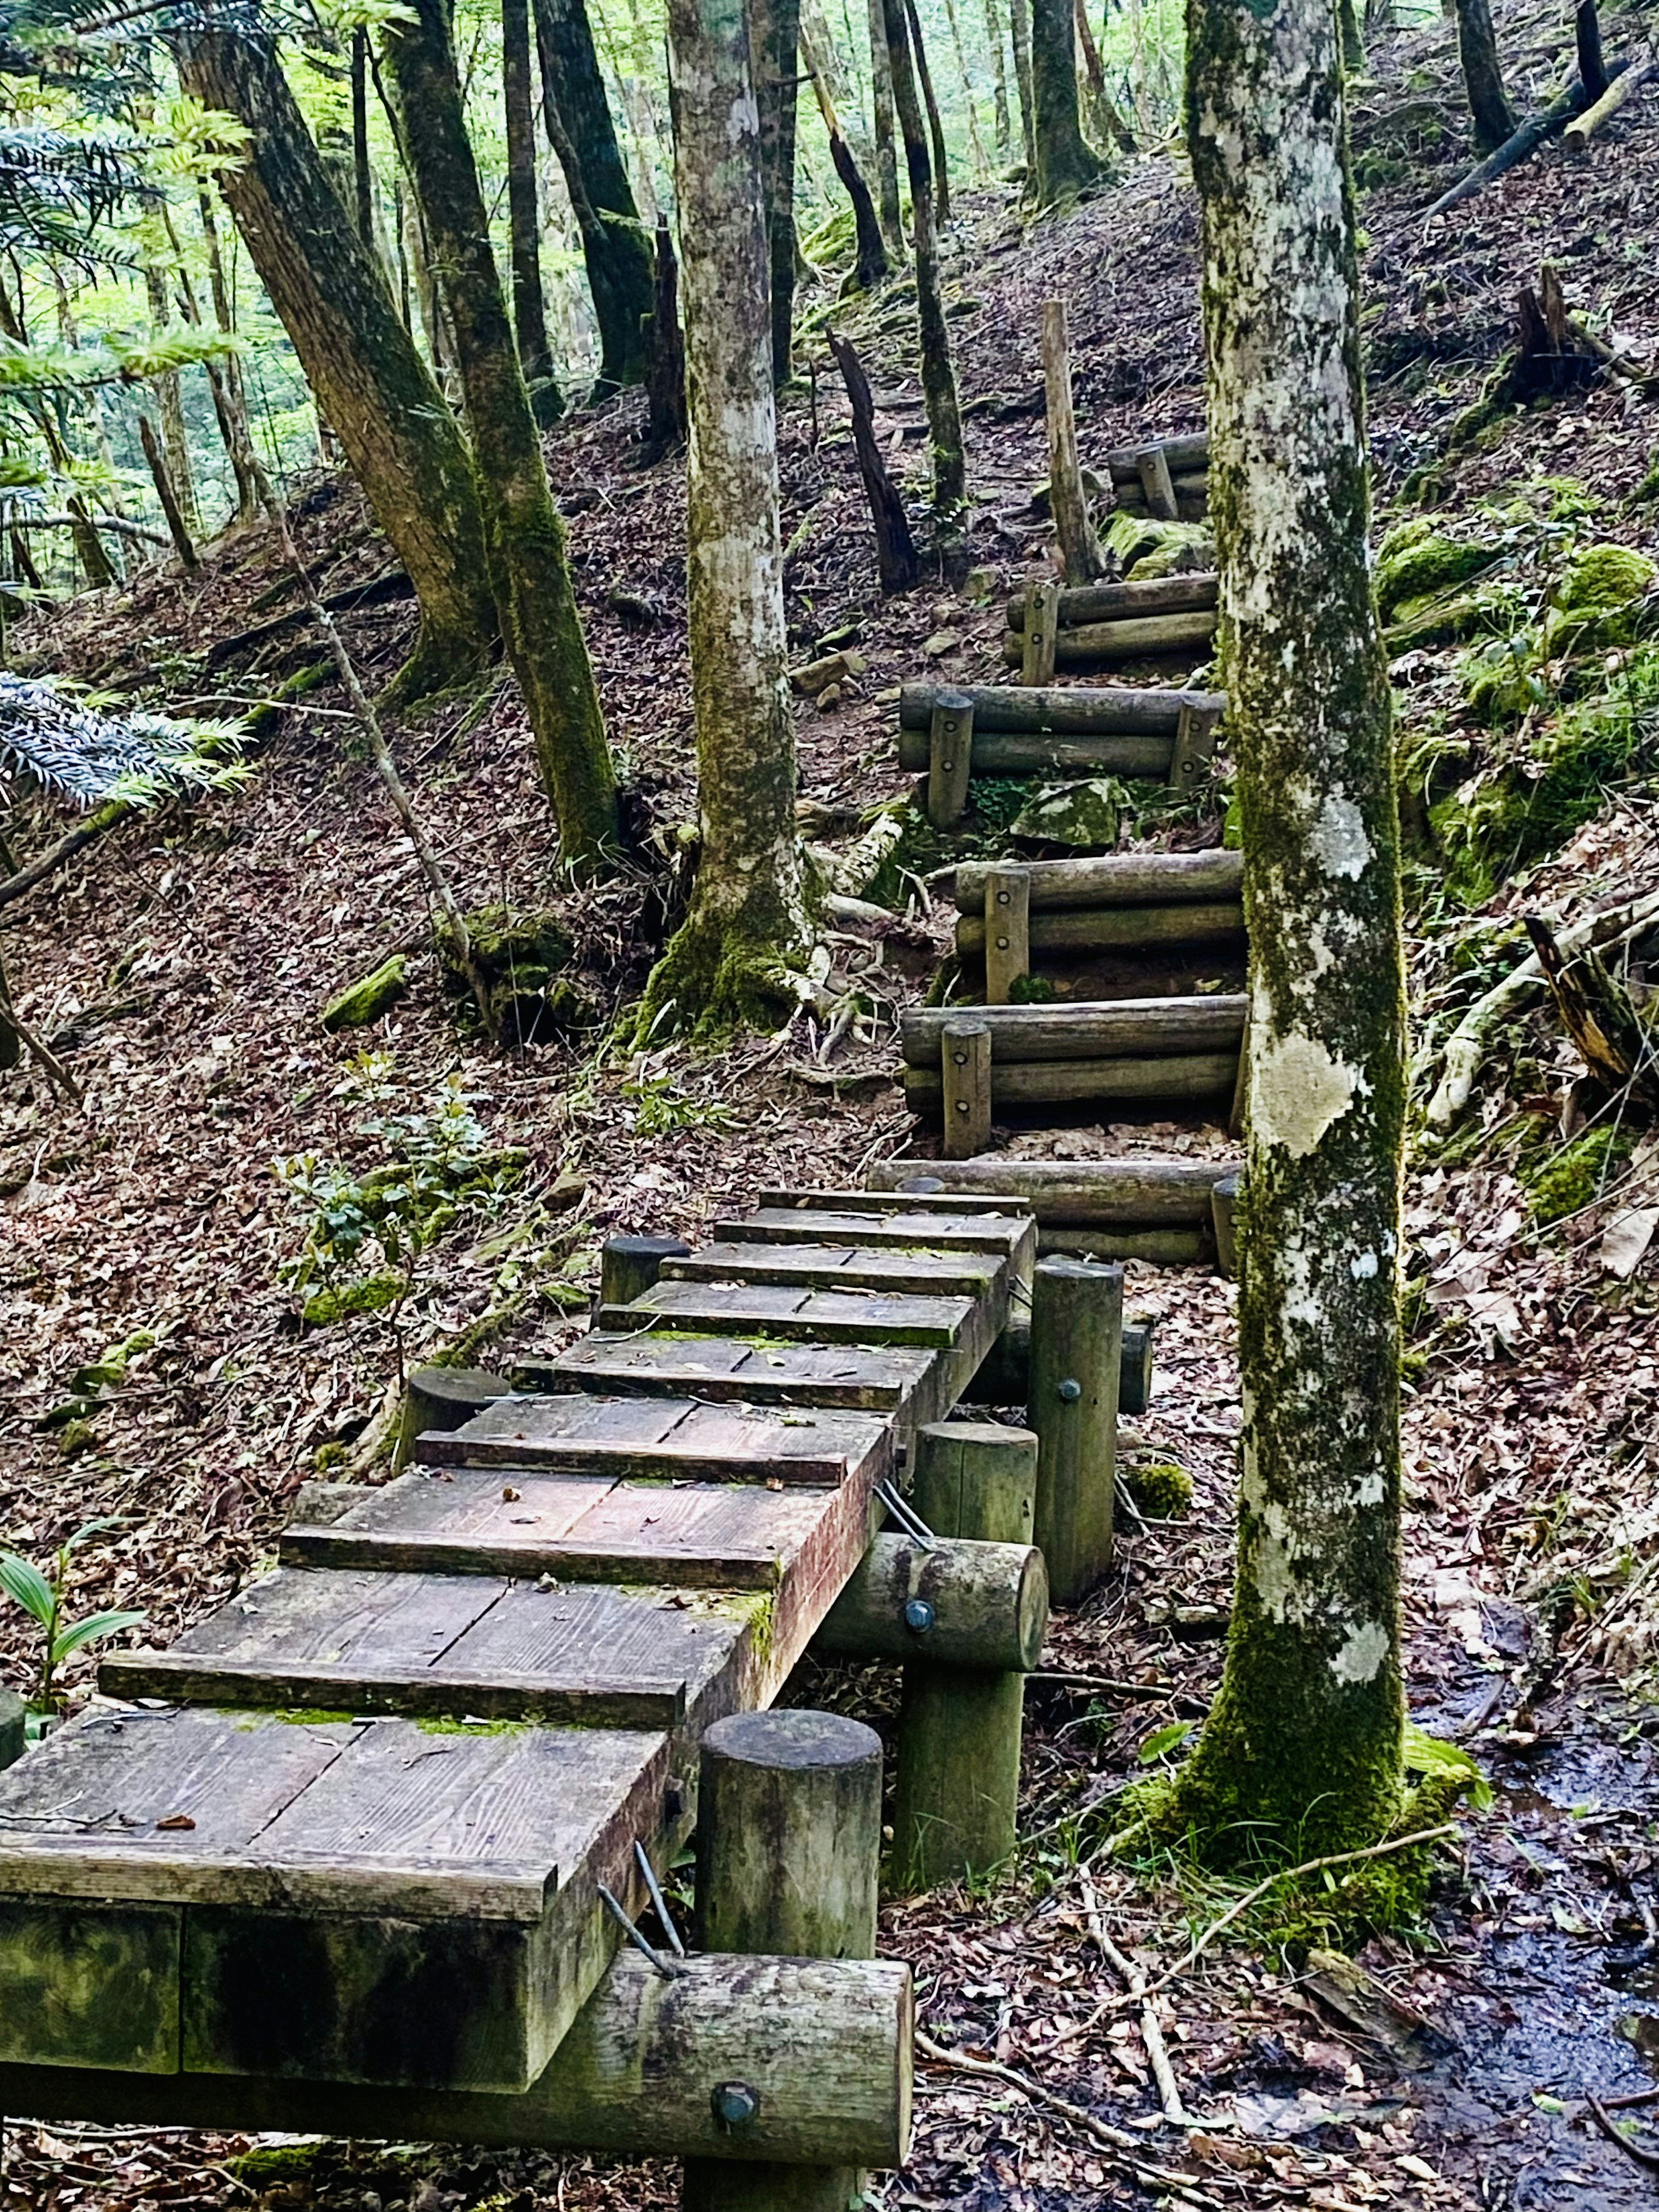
[1126,1459,1192,1518]
[619,1069,737,1136]
[1375,518,1501,620]
[0,1516,145,1710]
[1522,1125,1626,1225]
[1403,1722,1492,1812]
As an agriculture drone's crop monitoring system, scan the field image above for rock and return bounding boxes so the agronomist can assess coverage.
[1543,540,1659,654]
[1124,1460,1192,1518]
[1127,527,1217,579]
[789,648,867,694]
[1011,777,1127,848]
[436,906,590,1047]
[1104,510,1212,575]
[815,682,843,711]
[1375,518,1500,620]
[963,566,999,603]
[922,629,963,658]
[320,954,408,1033]
[57,1418,101,1459]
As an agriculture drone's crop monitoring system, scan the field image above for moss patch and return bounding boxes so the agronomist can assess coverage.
[1126,1460,1192,1517]
[302,1270,404,1327]
[1522,1125,1626,1225]
[1375,519,1501,620]
[320,954,408,1033]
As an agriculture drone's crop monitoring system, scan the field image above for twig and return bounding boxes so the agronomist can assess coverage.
[1588,2090,1659,2173]
[1028,1671,1188,1702]
[5,1000,83,1106]
[0,799,132,915]
[1080,1867,1192,2126]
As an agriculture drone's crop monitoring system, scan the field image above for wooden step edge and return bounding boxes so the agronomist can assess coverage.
[412,1434,861,1486]
[658,1253,1000,1295]
[518,1353,915,1411]
[594,1302,965,1350]
[276,1526,788,1590]
[755,1187,1032,1215]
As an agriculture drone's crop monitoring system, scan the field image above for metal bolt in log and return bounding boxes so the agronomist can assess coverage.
[684,1709,886,2212]
[1028,1258,1124,1605]
[0,1689,25,1771]
[982,867,1031,1006]
[940,1017,991,1160]
[966,1318,1155,1418]
[598,1234,693,1320]
[925,689,974,831]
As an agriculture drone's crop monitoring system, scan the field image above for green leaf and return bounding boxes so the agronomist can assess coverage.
[1403,1722,1494,1812]
[0,1552,55,1628]
[1137,1720,1193,1764]
[66,1515,129,1551]
[51,1609,147,1663]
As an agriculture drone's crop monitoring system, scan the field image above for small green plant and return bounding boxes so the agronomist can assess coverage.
[618,1071,737,1137]
[0,1518,145,1715]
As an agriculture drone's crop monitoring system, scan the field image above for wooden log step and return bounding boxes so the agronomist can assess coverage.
[1038,1224,1211,1264]
[757,1185,1032,1216]
[957,902,1245,957]
[814,1534,1047,1672]
[953,848,1243,912]
[659,1239,1005,1300]
[415,1393,892,1488]
[912,727,1174,779]
[868,1156,1239,1223]
[0,1704,672,2090]
[1105,432,1208,478]
[522,1333,944,1419]
[1006,572,1217,629]
[900,997,1246,1067]
[280,1472,844,1585]
[898,681,1224,739]
[598,1280,987,1353]
[999,610,1217,664]
[715,1205,1038,1265]
[903,1053,1239,1112]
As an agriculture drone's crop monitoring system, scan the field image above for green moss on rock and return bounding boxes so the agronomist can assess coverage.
[1523,1126,1623,1224]
[1126,1460,1192,1517]
[1375,519,1500,620]
[302,1270,404,1326]
[1543,541,1658,655]
[321,955,408,1033]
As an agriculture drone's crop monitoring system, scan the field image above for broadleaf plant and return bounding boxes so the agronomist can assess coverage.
[0,1516,145,1714]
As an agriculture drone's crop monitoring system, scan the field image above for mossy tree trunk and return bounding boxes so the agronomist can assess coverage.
[866,0,906,248]
[750,0,803,382]
[982,0,1013,157]
[884,0,966,531]
[173,30,496,696]
[640,0,810,1039]
[1337,0,1364,70]
[1009,0,1039,174]
[384,0,619,872]
[503,0,562,420]
[1453,0,1516,152]
[904,0,952,224]
[1029,0,1104,201]
[532,0,655,390]
[1167,0,1406,1863]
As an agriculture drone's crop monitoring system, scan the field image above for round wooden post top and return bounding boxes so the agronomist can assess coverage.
[702,1708,881,1774]
[603,1232,692,1261]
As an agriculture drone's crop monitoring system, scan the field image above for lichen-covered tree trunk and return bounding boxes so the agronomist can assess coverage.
[532,0,655,390]
[904,0,952,224]
[1167,0,1406,1862]
[866,0,906,247]
[1009,0,1038,174]
[503,0,562,419]
[750,0,803,382]
[884,0,966,530]
[1029,0,1103,200]
[1453,0,1516,151]
[173,31,496,696]
[384,0,618,871]
[640,0,810,1038]
[982,0,1014,157]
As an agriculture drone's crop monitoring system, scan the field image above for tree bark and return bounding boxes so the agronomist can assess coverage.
[383,0,619,870]
[1074,0,1136,152]
[942,0,992,180]
[1009,0,1038,173]
[139,412,199,569]
[1574,0,1607,101]
[194,185,264,525]
[884,0,966,529]
[800,21,889,289]
[173,30,497,696]
[1453,0,1516,152]
[866,0,906,247]
[904,0,952,224]
[532,0,655,391]
[642,214,688,456]
[641,0,810,1036]
[829,328,918,590]
[351,28,375,244]
[1029,0,1104,200]
[1170,0,1405,1860]
[750,0,804,382]
[983,0,1013,156]
[503,0,561,420]
[143,264,197,532]
[1338,0,1364,70]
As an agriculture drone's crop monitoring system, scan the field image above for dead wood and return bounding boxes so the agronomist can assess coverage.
[827,327,920,592]
[203,567,416,670]
[1423,64,1624,219]
[1524,912,1659,1111]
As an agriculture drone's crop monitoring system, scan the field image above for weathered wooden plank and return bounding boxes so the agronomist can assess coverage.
[957,901,1246,957]
[897,682,1223,739]
[600,1280,980,1351]
[526,1332,944,1417]
[902,998,1248,1066]
[283,1471,620,1554]
[868,1155,1234,1223]
[1006,569,1217,629]
[756,1187,1030,1216]
[714,1207,1036,1267]
[904,1052,1239,1111]
[418,1394,891,1488]
[0,1900,180,2073]
[661,1239,1004,1300]
[953,848,1244,912]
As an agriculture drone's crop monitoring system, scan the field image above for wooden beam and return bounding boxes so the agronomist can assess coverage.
[1212,1170,1241,1280]
[902,997,1247,1066]
[526,1334,943,1418]
[1168,698,1226,791]
[1106,431,1208,478]
[813,1531,1046,1671]
[899,680,1224,738]
[867,1154,1237,1223]
[1136,442,1179,519]
[940,1017,992,1160]
[1000,608,1217,664]
[1020,577,1061,685]
[982,867,1030,1006]
[954,847,1242,912]
[599,1234,692,1313]
[905,1052,1239,1113]
[1005,571,1217,629]
[956,900,1244,957]
[1029,1258,1122,1605]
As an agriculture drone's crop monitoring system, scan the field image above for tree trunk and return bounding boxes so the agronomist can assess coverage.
[139,413,199,569]
[1009,0,1038,173]
[750,0,804,382]
[983,0,1013,156]
[1030,0,1104,200]
[503,0,562,419]
[532,0,655,391]
[801,20,889,288]
[193,185,265,527]
[1169,0,1405,1860]
[884,0,966,529]
[903,0,952,224]
[642,0,810,1037]
[1337,0,1364,70]
[643,213,688,456]
[1574,0,1607,100]
[829,328,918,590]
[1453,0,1516,152]
[942,0,992,179]
[351,28,375,244]
[383,0,619,870]
[173,30,497,696]
[1074,0,1135,152]
[867,0,906,247]
[143,264,197,532]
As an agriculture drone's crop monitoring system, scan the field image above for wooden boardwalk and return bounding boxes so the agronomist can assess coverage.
[0,1189,1034,2106]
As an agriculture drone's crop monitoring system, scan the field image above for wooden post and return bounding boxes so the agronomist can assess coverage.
[1040,299,1101,587]
[1135,443,1179,520]
[892,1423,1042,1889]
[1119,1316,1155,1415]
[1229,1001,1250,1141]
[966,1318,1155,1417]
[599,1233,693,1315]
[982,867,1030,1005]
[939,1017,991,1159]
[926,688,974,830]
[685,1709,884,2212]
[396,1363,515,1471]
[1020,578,1061,685]
[0,1689,24,1771]
[1167,699,1224,791]
[1028,1257,1123,1605]
[829,331,919,594]
[1212,1170,1240,1281]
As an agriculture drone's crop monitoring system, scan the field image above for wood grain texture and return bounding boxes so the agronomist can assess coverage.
[714,1206,1036,1265]
[901,997,1247,1066]
[530,1333,944,1417]
[867,1154,1236,1222]
[897,680,1223,737]
[952,848,1243,912]
[956,900,1245,957]
[904,1052,1239,1111]
[418,1394,893,1487]
[661,1239,1004,1299]
[604,1280,982,1351]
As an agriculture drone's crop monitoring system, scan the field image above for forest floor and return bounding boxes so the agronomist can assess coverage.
[5,0,1659,2203]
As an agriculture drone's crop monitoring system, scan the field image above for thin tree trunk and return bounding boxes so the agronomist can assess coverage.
[1170,0,1405,1861]
[1074,0,1135,152]
[139,413,199,569]
[143,264,197,531]
[750,0,804,381]
[383,0,619,870]
[173,31,496,697]
[1338,0,1364,70]
[1010,0,1038,172]
[1574,0,1607,99]
[640,0,810,1039]
[942,0,992,180]
[352,28,375,243]
[801,22,889,288]
[1041,298,1100,584]
[884,0,966,527]
[903,0,952,224]
[503,0,562,417]
[642,213,688,454]
[867,0,906,246]
[982,0,1013,156]
[1029,0,1104,200]
[829,328,918,590]
[194,185,263,524]
[533,0,655,390]
[1453,0,1516,151]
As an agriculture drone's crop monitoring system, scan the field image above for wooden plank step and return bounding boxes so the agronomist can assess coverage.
[414,1394,892,1487]
[524,1333,946,1420]
[660,1240,1005,1299]
[597,1280,981,1351]
[901,998,1247,1066]
[758,1186,1033,1216]
[717,1205,1036,1262]
[280,1472,857,1592]
[0,1705,670,2091]
[868,1154,1233,1223]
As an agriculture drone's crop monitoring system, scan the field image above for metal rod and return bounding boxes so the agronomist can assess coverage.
[633,1837,687,1957]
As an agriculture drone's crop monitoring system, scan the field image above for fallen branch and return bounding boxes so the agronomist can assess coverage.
[1524,912,1659,1110]
[1564,54,1656,151]
[3,995,83,1106]
[23,511,171,547]
[1081,1868,1193,2126]
[203,568,415,671]
[0,798,132,914]
[1423,67,1621,220]
[1587,2090,1659,2174]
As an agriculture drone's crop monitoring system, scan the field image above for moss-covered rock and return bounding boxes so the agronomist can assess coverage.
[302,1270,404,1327]
[1458,637,1547,725]
[1522,1126,1623,1225]
[1386,579,1523,655]
[57,1418,101,1459]
[436,905,591,1046]
[1543,541,1659,656]
[1011,777,1126,847]
[1375,519,1500,619]
[320,954,408,1033]
[1126,1460,1192,1517]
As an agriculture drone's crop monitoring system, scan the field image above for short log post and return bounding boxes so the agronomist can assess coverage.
[892,1423,1042,1890]
[684,1710,884,2212]
[598,1233,693,1318]
[1167,698,1224,791]
[982,867,1031,1006]
[940,1017,992,1159]
[1136,443,1179,521]
[926,688,974,830]
[0,1689,25,1770]
[396,1363,515,1470]
[966,1317,1154,1417]
[1211,1170,1241,1281]
[1028,1258,1123,1605]
[1020,578,1061,686]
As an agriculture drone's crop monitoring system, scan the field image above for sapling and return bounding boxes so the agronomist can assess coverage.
[0,1517,146,1716]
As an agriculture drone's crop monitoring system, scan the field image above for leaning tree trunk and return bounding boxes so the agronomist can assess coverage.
[867,0,906,248]
[1075,0,1136,152]
[801,19,889,289]
[640,0,810,1039]
[1029,0,1104,200]
[884,0,966,530]
[384,0,618,871]
[533,0,656,390]
[904,0,952,224]
[750,0,804,382]
[1453,0,1516,152]
[1168,0,1406,1862]
[174,30,497,698]
[503,0,562,420]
